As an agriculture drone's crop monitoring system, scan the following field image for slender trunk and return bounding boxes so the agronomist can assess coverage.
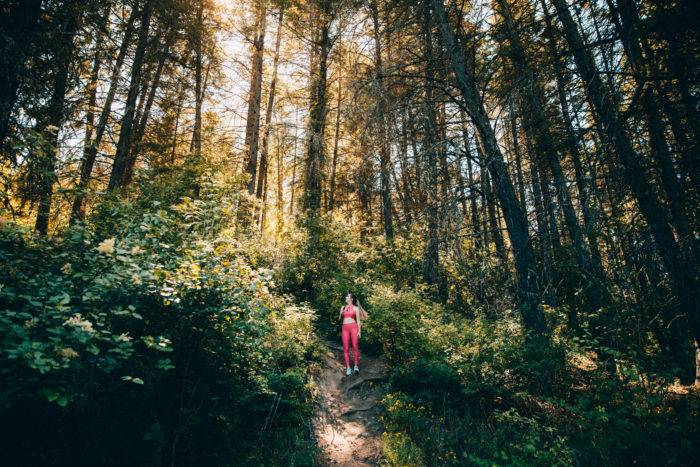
[303,8,331,214]
[497,0,603,310]
[0,0,43,147]
[609,0,693,253]
[71,5,138,221]
[108,0,153,190]
[541,2,606,281]
[244,2,268,195]
[70,6,109,224]
[420,1,441,289]
[276,127,284,240]
[170,82,184,164]
[397,110,415,223]
[461,116,482,252]
[289,108,298,215]
[508,106,527,214]
[192,0,204,158]
[35,10,79,234]
[484,167,507,262]
[256,9,284,205]
[371,0,394,241]
[129,35,173,178]
[328,68,342,211]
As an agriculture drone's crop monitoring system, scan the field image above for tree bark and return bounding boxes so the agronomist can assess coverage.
[243,2,268,195]
[420,1,441,290]
[70,5,138,221]
[496,0,604,309]
[371,0,394,241]
[108,0,153,190]
[328,67,342,212]
[192,0,204,158]
[0,0,43,148]
[303,5,332,215]
[256,8,284,206]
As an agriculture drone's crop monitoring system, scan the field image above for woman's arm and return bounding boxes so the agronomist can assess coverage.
[339,306,344,320]
[355,305,361,336]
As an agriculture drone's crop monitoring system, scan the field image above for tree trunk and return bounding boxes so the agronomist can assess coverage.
[0,0,43,148]
[128,34,173,179]
[460,115,482,253]
[303,6,331,215]
[243,2,268,195]
[70,5,138,221]
[420,1,441,290]
[35,9,79,235]
[328,67,341,212]
[608,0,693,254]
[371,0,394,241]
[497,0,603,310]
[192,0,204,158]
[108,0,153,190]
[69,5,109,223]
[256,9,284,204]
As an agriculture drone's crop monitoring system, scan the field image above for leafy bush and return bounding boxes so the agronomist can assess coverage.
[0,170,321,466]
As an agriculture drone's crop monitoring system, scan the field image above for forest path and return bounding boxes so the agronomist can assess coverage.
[311,338,389,466]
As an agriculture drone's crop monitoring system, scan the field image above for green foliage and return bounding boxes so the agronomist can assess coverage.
[0,170,320,466]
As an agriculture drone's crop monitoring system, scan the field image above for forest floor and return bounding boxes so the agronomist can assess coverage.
[311,338,389,466]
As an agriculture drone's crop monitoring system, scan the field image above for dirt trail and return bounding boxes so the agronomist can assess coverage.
[311,338,389,466]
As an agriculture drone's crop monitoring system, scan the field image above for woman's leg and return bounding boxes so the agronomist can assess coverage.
[341,324,351,368]
[350,323,359,366]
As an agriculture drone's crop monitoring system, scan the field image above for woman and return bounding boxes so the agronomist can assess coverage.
[338,293,366,376]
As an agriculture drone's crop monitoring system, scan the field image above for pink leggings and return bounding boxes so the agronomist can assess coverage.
[341,322,360,367]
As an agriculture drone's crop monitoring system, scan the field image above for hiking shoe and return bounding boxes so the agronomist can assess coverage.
[353,365,359,374]
[346,367,352,376]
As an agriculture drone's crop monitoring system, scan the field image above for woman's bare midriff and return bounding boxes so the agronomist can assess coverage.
[342,318,356,324]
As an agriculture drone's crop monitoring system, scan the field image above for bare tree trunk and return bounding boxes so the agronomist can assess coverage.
[243,2,268,196]
[303,5,332,215]
[276,127,284,240]
[460,115,482,253]
[289,108,299,215]
[192,0,204,158]
[508,106,527,214]
[128,35,173,178]
[69,5,109,223]
[484,166,507,262]
[108,0,153,190]
[608,0,693,254]
[35,9,79,234]
[420,1,441,290]
[371,0,394,241]
[70,5,138,222]
[328,67,341,211]
[256,8,284,228]
[497,0,603,310]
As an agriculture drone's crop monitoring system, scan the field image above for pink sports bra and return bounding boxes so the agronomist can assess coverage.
[342,305,356,319]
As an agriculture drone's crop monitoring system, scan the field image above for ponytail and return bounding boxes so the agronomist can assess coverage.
[357,299,368,320]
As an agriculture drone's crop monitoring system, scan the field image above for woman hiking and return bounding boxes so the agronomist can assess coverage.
[338,293,367,376]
